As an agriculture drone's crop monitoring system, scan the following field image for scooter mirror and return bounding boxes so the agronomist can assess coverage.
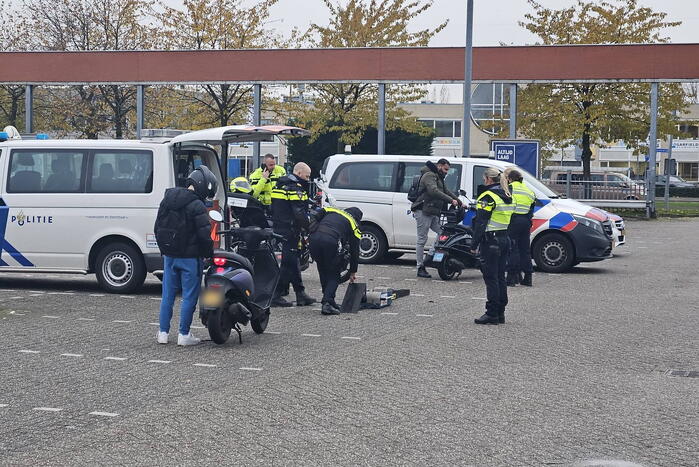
[208,210,224,222]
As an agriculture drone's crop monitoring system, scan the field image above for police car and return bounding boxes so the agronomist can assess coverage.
[0,125,308,293]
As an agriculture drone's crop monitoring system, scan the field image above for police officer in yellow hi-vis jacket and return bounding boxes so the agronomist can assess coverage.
[505,168,536,287]
[471,168,514,325]
[309,207,363,315]
[235,153,286,208]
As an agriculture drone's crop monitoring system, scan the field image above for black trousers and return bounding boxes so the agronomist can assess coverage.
[479,232,510,319]
[276,235,304,296]
[309,233,341,305]
[507,215,533,274]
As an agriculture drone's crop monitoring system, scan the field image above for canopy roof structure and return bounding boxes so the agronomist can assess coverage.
[1,44,698,85]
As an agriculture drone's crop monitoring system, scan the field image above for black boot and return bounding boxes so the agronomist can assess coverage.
[499,309,505,324]
[321,302,341,315]
[521,273,532,287]
[271,295,294,307]
[506,272,519,287]
[295,291,317,306]
[474,313,499,325]
[417,266,431,278]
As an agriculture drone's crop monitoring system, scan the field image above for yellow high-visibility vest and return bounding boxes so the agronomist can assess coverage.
[510,181,536,215]
[476,190,514,231]
[323,207,362,239]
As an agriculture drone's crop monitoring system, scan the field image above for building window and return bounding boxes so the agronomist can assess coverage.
[419,119,461,138]
[471,83,510,135]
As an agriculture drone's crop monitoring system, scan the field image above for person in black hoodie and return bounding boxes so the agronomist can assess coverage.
[154,166,217,346]
[470,167,514,325]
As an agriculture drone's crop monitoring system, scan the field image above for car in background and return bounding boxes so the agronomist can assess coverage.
[655,175,694,188]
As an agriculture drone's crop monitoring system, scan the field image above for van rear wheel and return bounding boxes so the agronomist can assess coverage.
[95,242,146,294]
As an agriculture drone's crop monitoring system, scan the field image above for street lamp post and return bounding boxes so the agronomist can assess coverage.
[461,0,474,158]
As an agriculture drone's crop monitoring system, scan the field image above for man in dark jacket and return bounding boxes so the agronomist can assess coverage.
[309,206,363,315]
[270,162,317,307]
[154,166,216,346]
[410,159,461,278]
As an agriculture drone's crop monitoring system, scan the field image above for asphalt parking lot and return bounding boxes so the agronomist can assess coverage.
[1,218,697,466]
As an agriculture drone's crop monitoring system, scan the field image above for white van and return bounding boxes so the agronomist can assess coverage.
[320,154,623,273]
[0,125,307,293]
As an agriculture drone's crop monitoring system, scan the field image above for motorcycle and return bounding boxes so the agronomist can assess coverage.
[199,211,282,345]
[431,204,480,280]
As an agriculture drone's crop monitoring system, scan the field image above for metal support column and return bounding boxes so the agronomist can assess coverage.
[461,0,474,157]
[25,84,34,134]
[252,84,262,167]
[647,82,659,218]
[664,110,676,210]
[136,85,145,139]
[509,83,517,139]
[378,83,386,155]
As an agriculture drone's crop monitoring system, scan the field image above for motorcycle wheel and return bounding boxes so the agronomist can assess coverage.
[207,306,232,344]
[437,255,460,281]
[250,309,270,334]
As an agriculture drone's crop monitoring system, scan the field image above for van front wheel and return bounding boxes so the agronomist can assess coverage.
[532,233,575,273]
[95,242,146,294]
[358,225,387,264]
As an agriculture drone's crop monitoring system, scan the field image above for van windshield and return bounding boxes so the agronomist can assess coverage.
[521,171,560,198]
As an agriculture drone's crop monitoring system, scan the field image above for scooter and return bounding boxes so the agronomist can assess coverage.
[431,204,480,280]
[199,211,282,345]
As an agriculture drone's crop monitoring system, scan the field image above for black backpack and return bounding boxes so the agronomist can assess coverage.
[154,206,190,253]
[407,173,425,202]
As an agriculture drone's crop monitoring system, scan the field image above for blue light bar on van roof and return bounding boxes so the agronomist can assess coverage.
[36,133,49,140]
[0,131,8,141]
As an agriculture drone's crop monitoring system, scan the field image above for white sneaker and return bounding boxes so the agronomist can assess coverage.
[177,332,201,346]
[157,331,169,344]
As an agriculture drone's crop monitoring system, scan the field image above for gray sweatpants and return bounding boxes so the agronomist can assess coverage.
[414,210,442,267]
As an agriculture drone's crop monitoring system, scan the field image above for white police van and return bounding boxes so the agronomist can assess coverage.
[320,154,625,273]
[0,125,307,293]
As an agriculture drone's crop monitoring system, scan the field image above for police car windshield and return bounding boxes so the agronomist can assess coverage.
[520,171,560,198]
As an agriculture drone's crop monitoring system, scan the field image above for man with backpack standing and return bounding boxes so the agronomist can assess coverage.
[410,159,461,278]
[154,166,217,346]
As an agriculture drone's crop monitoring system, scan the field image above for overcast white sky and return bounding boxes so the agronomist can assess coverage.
[263,0,698,46]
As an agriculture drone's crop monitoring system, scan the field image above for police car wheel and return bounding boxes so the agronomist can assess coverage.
[95,242,146,294]
[358,225,387,264]
[533,233,575,273]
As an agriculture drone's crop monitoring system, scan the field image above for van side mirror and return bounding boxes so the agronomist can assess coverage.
[459,189,468,197]
[208,210,223,222]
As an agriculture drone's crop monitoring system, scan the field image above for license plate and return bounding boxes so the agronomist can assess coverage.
[202,289,224,307]
[432,252,444,262]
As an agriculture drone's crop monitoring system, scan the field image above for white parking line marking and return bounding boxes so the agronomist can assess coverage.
[0,404,8,408]
[18,350,40,354]
[29,294,44,297]
[459,281,473,284]
[112,320,132,323]
[471,297,486,300]
[265,331,281,334]
[42,315,60,319]
[416,314,433,317]
[440,295,456,298]
[193,363,217,368]
[380,312,398,315]
[404,278,417,282]
[119,296,136,299]
[637,246,648,249]
[148,322,159,326]
[190,325,205,329]
[148,360,171,364]
[376,277,391,280]
[48,292,74,295]
[149,297,161,301]
[90,294,105,297]
[547,273,561,276]
[341,336,361,340]
[412,293,425,297]
[104,357,127,361]
[33,407,62,412]
[89,411,119,417]
[10,296,23,299]
[301,333,321,337]
[60,353,83,358]
[77,318,95,321]
[28,290,44,293]
[239,367,262,371]
[378,265,389,268]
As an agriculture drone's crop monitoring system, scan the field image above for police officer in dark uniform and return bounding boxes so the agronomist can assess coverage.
[471,168,514,325]
[505,168,536,287]
[309,206,363,315]
[270,162,317,307]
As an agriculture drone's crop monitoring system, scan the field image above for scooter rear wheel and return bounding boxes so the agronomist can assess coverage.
[437,254,460,281]
[207,307,232,344]
[250,309,270,334]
